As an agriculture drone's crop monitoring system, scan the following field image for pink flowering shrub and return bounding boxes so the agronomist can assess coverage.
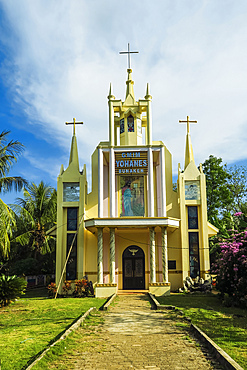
[211,229,247,308]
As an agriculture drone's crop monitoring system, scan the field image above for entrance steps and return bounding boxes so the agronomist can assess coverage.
[117,290,148,295]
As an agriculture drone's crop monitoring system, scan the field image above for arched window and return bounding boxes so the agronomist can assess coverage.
[127,115,134,132]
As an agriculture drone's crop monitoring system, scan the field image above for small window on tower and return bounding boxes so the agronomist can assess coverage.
[67,208,78,231]
[188,206,198,229]
[120,119,125,134]
[127,115,134,132]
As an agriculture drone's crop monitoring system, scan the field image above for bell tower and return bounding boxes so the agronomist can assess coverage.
[108,70,153,146]
[108,44,153,147]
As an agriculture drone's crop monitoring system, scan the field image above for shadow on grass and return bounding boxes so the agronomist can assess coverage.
[24,286,48,299]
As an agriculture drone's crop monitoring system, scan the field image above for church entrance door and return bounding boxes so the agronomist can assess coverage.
[123,246,145,290]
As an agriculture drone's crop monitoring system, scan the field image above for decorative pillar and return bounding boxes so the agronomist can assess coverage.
[148,148,154,217]
[110,228,115,283]
[160,146,166,217]
[97,228,103,284]
[109,148,115,217]
[150,227,156,283]
[98,148,103,218]
[161,227,168,282]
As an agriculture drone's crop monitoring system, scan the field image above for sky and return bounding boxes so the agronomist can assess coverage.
[1,0,247,204]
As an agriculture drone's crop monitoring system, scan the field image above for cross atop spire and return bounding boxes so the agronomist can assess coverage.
[179,116,197,169]
[65,118,83,136]
[179,116,197,134]
[119,43,139,69]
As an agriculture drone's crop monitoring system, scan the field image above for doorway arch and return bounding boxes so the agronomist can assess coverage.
[122,246,145,290]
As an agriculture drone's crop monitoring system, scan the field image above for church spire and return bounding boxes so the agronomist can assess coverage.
[65,118,83,172]
[179,116,197,170]
[125,68,135,101]
[68,134,79,170]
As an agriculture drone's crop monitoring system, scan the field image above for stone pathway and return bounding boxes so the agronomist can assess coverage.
[73,295,223,370]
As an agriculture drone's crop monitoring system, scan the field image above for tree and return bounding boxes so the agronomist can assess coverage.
[0,130,27,193]
[227,165,247,213]
[211,227,247,308]
[0,131,27,257]
[201,155,233,223]
[12,181,57,259]
[202,156,247,264]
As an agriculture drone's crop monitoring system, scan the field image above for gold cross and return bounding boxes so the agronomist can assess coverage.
[65,118,83,136]
[179,116,197,134]
[119,43,139,69]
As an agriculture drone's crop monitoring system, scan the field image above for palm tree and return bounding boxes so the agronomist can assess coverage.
[12,182,57,258]
[0,131,27,257]
[0,130,27,193]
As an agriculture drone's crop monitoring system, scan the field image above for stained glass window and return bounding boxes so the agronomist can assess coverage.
[189,232,200,278]
[67,208,78,231]
[127,115,134,132]
[185,181,200,200]
[188,206,198,229]
[66,234,77,280]
[120,118,124,134]
[63,183,80,202]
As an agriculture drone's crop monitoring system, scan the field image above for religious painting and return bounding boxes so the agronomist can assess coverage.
[63,182,80,202]
[185,181,200,200]
[120,118,125,134]
[127,115,134,132]
[120,176,144,216]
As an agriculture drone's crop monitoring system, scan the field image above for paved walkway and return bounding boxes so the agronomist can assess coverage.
[72,295,222,370]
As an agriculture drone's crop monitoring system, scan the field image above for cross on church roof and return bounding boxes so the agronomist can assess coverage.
[179,116,197,134]
[119,43,139,69]
[65,118,83,136]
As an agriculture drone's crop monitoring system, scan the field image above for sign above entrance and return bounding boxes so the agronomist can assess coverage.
[115,151,148,175]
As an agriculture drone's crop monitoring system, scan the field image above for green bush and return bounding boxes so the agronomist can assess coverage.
[9,258,39,275]
[0,274,27,307]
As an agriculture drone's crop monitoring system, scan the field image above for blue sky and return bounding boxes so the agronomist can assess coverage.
[1,0,247,204]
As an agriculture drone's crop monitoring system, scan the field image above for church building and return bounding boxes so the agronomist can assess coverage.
[55,64,218,297]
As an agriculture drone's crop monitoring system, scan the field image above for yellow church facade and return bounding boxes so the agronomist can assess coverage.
[55,67,218,298]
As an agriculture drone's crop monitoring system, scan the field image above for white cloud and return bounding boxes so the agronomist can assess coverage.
[1,0,247,183]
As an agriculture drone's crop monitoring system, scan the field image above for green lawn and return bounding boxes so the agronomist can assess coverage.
[157,293,247,369]
[0,289,105,370]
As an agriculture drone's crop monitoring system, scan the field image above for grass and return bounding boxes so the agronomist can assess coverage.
[31,312,105,370]
[0,288,105,370]
[157,293,247,369]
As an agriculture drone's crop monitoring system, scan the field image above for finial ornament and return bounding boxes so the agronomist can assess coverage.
[119,43,139,69]
[65,118,84,136]
[108,83,115,100]
[179,116,197,134]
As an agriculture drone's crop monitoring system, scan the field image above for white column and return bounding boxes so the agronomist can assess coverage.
[109,148,115,217]
[109,101,115,146]
[150,227,156,283]
[148,147,154,217]
[110,228,115,283]
[98,148,103,218]
[160,146,166,217]
[161,227,168,282]
[97,228,103,284]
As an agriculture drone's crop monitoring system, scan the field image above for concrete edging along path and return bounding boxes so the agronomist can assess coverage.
[25,306,96,370]
[100,293,117,310]
[148,293,244,370]
[191,324,244,370]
